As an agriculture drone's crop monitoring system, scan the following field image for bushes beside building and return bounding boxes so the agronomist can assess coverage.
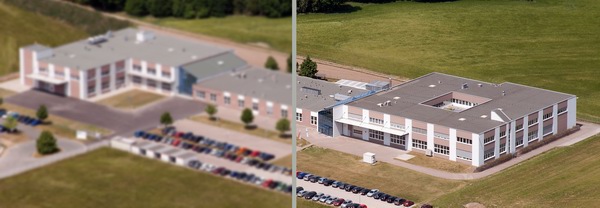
[3,0,130,35]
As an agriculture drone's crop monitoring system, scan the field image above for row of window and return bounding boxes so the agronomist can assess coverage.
[412,127,427,135]
[412,140,427,150]
[434,132,449,140]
[457,137,472,144]
[528,130,539,141]
[450,98,479,107]
[390,134,406,145]
[543,112,553,120]
[390,123,405,130]
[369,117,384,125]
[434,144,450,155]
[369,130,384,141]
[557,107,567,114]
[528,117,538,126]
[132,65,171,78]
[484,136,495,144]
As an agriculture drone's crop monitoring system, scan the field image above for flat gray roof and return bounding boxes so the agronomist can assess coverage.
[349,72,575,133]
[298,76,368,112]
[35,28,230,70]
[196,68,292,105]
[182,52,247,80]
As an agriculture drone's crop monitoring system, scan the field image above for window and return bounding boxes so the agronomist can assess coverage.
[310,115,317,125]
[132,76,142,84]
[353,129,362,135]
[101,81,110,90]
[516,135,524,147]
[210,93,217,102]
[348,113,362,121]
[161,83,171,91]
[457,149,472,161]
[252,102,259,111]
[116,65,125,72]
[87,85,95,94]
[369,117,384,125]
[147,68,157,75]
[147,79,157,88]
[238,99,245,108]
[281,109,288,118]
[162,71,171,78]
[196,91,205,99]
[543,112,553,120]
[557,107,567,115]
[391,123,405,130]
[484,136,495,144]
[101,69,110,77]
[434,132,449,140]
[457,137,472,144]
[528,130,538,141]
[412,127,427,135]
[55,71,65,78]
[39,67,48,74]
[369,130,384,141]
[116,76,125,88]
[391,134,406,145]
[516,123,524,131]
[499,143,506,154]
[224,96,231,105]
[296,112,302,122]
[434,144,449,155]
[499,130,506,137]
[133,65,142,72]
[543,124,553,135]
[266,105,273,115]
[484,149,495,160]
[87,70,96,80]
[528,117,538,126]
[412,140,427,150]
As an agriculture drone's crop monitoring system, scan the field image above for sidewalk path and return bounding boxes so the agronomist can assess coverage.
[300,121,600,180]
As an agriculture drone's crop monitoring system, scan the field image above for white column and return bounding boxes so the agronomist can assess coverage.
[19,48,25,85]
[342,105,348,119]
[567,98,577,128]
[49,64,55,78]
[79,70,86,99]
[156,64,162,93]
[494,126,500,159]
[426,123,434,151]
[509,121,516,153]
[523,115,529,147]
[449,128,457,161]
[406,118,413,151]
[65,68,71,97]
[362,109,369,123]
[141,61,147,74]
[552,104,558,135]
[384,114,391,128]
[472,133,483,167]
[537,110,543,141]
[32,52,39,74]
[384,133,390,146]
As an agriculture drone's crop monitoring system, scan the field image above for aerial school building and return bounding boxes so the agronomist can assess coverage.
[327,73,577,167]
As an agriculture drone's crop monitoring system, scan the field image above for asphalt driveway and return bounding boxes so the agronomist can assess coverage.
[6,90,205,136]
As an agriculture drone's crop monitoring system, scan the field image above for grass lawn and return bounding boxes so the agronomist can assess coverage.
[272,154,292,168]
[0,148,291,207]
[298,200,330,208]
[2,103,111,140]
[96,89,166,110]
[298,0,600,123]
[433,135,600,207]
[0,2,86,76]
[403,152,475,173]
[297,146,467,203]
[136,15,292,52]
[189,115,292,144]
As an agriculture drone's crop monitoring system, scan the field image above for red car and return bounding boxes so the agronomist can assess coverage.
[359,205,367,208]
[333,198,345,206]
[250,150,261,157]
[174,132,184,138]
[171,139,181,146]
[261,179,273,188]
[404,200,414,207]
[212,167,224,175]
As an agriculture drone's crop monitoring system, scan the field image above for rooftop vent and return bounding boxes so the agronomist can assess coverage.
[502,90,506,96]
[481,115,488,118]
[218,61,224,65]
[347,89,352,94]
[429,84,436,88]
[377,103,383,107]
[393,96,400,100]
[458,118,466,121]
[87,35,107,45]
[461,83,469,89]
[478,83,483,87]
[136,30,155,42]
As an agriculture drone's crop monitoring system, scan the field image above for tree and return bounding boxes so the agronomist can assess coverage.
[299,56,318,78]
[286,53,293,73]
[240,108,254,128]
[265,56,279,70]
[146,0,172,17]
[4,116,17,132]
[160,112,173,127]
[125,0,148,16]
[275,118,290,136]
[37,131,59,155]
[205,104,217,120]
[36,105,48,122]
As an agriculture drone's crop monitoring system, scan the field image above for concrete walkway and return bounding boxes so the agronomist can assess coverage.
[300,121,600,180]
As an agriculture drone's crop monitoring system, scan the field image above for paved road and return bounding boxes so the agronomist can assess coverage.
[300,121,600,180]
[6,90,204,136]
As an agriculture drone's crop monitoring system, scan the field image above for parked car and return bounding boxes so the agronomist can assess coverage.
[319,194,330,203]
[345,185,356,192]
[311,193,324,201]
[323,179,334,186]
[367,189,379,197]
[303,174,313,181]
[326,197,338,205]
[332,181,342,188]
[394,198,406,206]
[297,190,307,197]
[373,192,384,199]
[333,198,345,206]
[404,201,415,207]
[318,177,328,184]
[309,176,320,183]
[380,194,390,201]
[340,200,353,208]
[351,186,363,194]
[304,191,317,200]
[338,182,347,190]
[387,196,397,203]
[360,188,370,195]
[297,172,307,179]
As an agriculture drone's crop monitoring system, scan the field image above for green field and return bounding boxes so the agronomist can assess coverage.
[0,148,291,207]
[298,0,600,122]
[0,2,87,76]
[297,146,467,203]
[433,135,600,207]
[141,15,292,53]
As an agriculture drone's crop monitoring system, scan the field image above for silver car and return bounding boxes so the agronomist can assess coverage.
[311,193,323,201]
[326,197,338,204]
[319,194,330,203]
[297,190,307,197]
[341,200,353,208]
[367,189,379,197]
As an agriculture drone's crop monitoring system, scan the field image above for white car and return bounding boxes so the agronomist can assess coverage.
[319,194,330,203]
[367,189,379,197]
[341,200,353,208]
[326,197,338,204]
[297,190,307,197]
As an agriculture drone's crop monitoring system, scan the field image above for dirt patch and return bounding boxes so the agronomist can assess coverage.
[465,202,486,208]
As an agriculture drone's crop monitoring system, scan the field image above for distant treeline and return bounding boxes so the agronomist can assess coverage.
[1,0,130,35]
[67,0,292,18]
[297,0,450,13]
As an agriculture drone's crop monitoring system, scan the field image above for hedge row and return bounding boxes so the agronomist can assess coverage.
[517,125,581,156]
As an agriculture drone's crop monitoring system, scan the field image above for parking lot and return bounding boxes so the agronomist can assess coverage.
[6,90,204,136]
[297,179,406,208]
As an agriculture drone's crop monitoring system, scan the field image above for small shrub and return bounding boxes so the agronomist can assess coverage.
[37,131,59,155]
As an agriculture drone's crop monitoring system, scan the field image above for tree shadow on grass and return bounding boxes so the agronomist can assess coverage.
[322,4,363,14]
